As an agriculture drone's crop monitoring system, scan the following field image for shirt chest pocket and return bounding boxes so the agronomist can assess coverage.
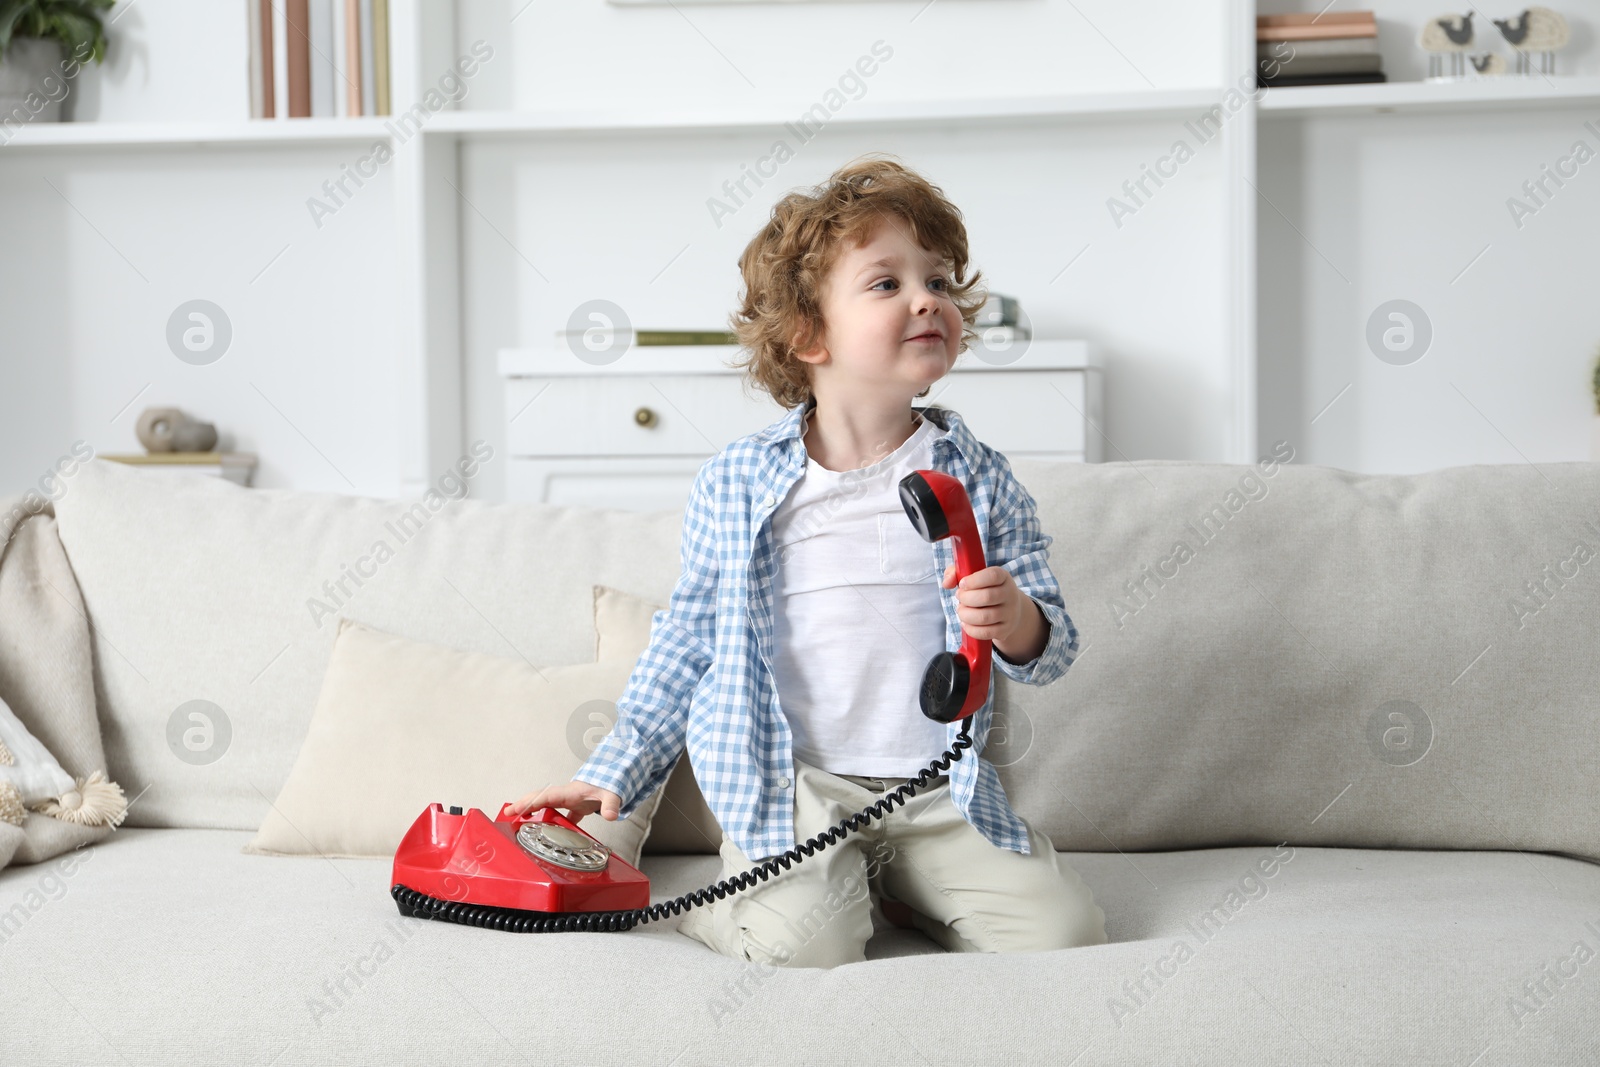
[876,510,936,584]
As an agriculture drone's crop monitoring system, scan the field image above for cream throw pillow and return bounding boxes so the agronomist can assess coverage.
[592,585,724,855]
[0,695,77,807]
[245,617,664,867]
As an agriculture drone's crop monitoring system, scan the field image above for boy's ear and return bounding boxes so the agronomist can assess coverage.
[791,324,826,365]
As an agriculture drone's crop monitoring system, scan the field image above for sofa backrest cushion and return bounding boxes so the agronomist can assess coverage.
[998,454,1600,864]
[51,458,685,831]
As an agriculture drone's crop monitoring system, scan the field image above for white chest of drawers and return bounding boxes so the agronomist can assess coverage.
[497,340,1102,511]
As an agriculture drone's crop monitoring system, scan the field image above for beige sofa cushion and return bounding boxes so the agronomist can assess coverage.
[245,617,661,865]
[998,455,1600,863]
[50,457,687,830]
[592,585,723,855]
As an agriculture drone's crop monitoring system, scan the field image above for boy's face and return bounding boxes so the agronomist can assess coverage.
[793,217,963,402]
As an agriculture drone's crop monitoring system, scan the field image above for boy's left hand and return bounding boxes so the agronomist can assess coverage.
[940,563,1027,644]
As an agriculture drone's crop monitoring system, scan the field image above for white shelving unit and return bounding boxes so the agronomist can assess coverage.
[1,92,1244,151]
[1257,73,1600,118]
[4,0,1593,496]
[4,78,1249,495]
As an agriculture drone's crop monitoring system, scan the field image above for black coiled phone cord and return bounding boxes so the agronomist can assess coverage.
[391,723,973,934]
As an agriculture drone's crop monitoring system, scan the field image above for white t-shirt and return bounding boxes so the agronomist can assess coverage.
[767,411,954,776]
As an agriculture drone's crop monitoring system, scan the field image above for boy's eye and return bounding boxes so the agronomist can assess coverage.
[870,277,950,292]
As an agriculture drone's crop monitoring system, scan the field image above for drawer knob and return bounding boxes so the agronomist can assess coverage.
[633,406,658,429]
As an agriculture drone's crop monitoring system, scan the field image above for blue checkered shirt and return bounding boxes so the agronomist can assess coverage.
[575,396,1080,861]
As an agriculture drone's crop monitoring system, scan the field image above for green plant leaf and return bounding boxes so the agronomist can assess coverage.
[0,0,113,65]
[0,0,35,59]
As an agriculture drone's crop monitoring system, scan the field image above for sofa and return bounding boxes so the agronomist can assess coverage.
[2,446,1598,1066]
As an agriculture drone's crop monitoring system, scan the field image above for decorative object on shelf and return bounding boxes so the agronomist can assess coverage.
[1590,343,1600,462]
[1492,7,1570,75]
[1258,11,1387,88]
[976,294,1022,330]
[136,406,219,453]
[1468,52,1509,76]
[1420,12,1478,78]
[0,0,115,123]
[971,293,1032,364]
[171,417,219,453]
[122,406,254,485]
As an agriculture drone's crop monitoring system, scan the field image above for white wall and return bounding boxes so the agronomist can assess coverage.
[1258,108,1600,473]
[69,1,253,121]
[0,146,402,495]
[457,0,1227,108]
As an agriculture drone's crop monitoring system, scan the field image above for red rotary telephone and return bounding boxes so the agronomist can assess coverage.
[391,468,990,933]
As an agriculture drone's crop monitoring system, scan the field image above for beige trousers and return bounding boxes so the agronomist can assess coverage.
[676,757,1108,969]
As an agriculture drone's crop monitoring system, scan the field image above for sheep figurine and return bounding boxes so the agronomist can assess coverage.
[1469,52,1508,76]
[1493,7,1570,74]
[1419,12,1476,78]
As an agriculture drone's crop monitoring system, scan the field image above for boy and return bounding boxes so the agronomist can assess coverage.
[512,155,1106,968]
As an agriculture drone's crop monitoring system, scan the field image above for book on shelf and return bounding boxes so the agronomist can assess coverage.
[247,0,389,119]
[1262,51,1383,78]
[101,453,258,487]
[342,0,361,115]
[360,0,376,119]
[287,0,309,117]
[372,0,391,116]
[1256,11,1376,42]
[972,325,1031,346]
[310,0,336,117]
[555,329,742,347]
[272,0,287,117]
[1258,36,1379,59]
[1259,70,1389,88]
[247,0,269,117]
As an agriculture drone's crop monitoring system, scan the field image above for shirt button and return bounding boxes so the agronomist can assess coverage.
[763,494,775,507]
[776,776,791,789]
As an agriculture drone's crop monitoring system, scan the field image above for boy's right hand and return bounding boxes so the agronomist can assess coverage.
[508,779,623,823]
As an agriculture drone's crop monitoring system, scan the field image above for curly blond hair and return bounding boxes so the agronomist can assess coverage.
[728,154,987,410]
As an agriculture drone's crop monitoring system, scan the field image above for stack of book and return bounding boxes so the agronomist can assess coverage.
[1257,11,1386,88]
[246,0,392,119]
[101,452,258,487]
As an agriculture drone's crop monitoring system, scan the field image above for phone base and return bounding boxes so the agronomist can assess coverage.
[392,882,641,933]
[390,722,973,935]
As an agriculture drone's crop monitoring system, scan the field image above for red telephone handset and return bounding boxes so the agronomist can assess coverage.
[898,469,992,724]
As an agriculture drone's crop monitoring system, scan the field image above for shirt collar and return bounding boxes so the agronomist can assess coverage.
[762,394,983,473]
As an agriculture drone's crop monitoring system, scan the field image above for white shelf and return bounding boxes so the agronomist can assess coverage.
[498,339,1096,378]
[0,89,1227,151]
[1259,75,1600,118]
[0,116,395,149]
[430,91,1224,138]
